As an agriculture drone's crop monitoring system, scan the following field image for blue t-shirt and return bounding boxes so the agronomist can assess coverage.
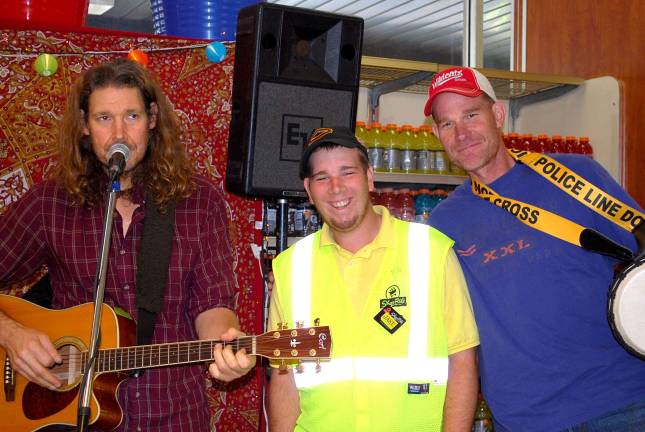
[430,154,645,431]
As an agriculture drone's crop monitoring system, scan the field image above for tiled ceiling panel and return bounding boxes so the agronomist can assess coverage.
[95,0,511,68]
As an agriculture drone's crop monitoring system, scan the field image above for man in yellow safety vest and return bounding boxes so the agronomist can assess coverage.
[268,126,480,431]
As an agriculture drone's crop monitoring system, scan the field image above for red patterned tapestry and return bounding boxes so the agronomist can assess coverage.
[0,29,263,431]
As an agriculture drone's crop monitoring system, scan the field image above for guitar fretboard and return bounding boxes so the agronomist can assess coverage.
[91,337,255,373]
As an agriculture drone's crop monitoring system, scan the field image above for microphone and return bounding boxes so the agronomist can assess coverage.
[107,143,130,178]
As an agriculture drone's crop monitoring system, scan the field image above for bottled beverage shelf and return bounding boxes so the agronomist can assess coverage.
[374,171,467,185]
[360,56,585,100]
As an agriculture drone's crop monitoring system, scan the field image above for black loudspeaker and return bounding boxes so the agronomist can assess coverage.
[226,3,364,197]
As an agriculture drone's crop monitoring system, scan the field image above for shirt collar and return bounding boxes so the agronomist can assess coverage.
[98,172,146,205]
[319,205,395,255]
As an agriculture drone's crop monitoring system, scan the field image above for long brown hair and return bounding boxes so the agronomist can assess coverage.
[56,58,194,208]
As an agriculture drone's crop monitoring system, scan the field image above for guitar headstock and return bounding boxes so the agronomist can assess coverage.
[255,325,332,360]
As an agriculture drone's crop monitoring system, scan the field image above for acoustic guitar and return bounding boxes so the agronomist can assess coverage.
[0,294,331,431]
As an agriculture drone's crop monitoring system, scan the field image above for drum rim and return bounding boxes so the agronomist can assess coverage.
[608,257,645,360]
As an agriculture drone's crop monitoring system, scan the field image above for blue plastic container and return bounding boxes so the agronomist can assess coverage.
[151,0,264,40]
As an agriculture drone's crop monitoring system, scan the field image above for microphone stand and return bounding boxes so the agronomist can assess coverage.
[77,176,121,431]
[276,198,289,254]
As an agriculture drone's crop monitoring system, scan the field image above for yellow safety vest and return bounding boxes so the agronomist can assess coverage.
[272,219,453,431]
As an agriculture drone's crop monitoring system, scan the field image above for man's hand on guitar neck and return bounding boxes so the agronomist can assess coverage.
[195,307,256,382]
[0,311,62,390]
[209,327,256,382]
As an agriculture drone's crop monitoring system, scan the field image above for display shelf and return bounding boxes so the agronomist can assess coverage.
[374,172,467,186]
[264,236,303,249]
[359,56,585,100]
[360,57,586,187]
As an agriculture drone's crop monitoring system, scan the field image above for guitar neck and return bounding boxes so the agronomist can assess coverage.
[90,325,331,373]
[94,337,254,374]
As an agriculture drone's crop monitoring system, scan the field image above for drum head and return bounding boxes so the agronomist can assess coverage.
[610,262,645,359]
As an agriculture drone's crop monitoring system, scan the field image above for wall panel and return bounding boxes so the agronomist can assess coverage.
[526,0,645,206]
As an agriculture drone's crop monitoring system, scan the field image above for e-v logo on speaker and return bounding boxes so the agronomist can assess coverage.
[281,115,323,161]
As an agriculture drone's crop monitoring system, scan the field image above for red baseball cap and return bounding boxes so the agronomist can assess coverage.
[423,66,497,116]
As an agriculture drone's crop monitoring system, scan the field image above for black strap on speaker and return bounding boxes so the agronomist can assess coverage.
[135,194,176,348]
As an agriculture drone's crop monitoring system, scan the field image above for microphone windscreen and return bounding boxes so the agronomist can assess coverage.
[107,143,130,162]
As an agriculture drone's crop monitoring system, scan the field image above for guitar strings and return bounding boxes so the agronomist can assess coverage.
[42,334,326,379]
[48,331,326,369]
[51,339,257,363]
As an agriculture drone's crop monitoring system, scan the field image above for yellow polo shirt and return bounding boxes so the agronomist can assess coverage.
[270,205,479,355]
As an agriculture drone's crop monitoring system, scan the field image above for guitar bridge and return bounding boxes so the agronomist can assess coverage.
[4,355,14,402]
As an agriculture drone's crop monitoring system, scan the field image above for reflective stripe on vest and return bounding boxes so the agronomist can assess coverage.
[290,223,448,388]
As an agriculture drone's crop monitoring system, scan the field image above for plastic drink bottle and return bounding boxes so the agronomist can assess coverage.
[368,122,385,171]
[383,123,402,173]
[381,187,395,214]
[355,121,367,145]
[537,134,551,153]
[579,136,593,158]
[411,127,423,173]
[414,189,434,225]
[416,125,433,174]
[398,188,415,221]
[432,134,449,175]
[400,125,415,173]
[508,132,520,150]
[551,135,564,153]
[565,135,579,154]
[472,396,494,432]
[389,189,402,218]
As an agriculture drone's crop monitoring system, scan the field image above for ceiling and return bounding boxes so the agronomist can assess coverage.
[87,0,512,69]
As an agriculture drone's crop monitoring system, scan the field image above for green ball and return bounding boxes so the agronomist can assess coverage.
[33,54,58,77]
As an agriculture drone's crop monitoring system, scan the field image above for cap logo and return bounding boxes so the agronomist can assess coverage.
[432,69,465,89]
[307,127,334,147]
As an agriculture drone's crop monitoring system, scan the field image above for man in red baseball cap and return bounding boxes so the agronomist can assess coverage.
[427,65,645,431]
[424,66,497,118]
[425,66,508,184]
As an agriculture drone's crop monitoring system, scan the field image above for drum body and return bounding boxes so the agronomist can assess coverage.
[608,258,645,360]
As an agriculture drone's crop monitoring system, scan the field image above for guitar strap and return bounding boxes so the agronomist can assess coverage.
[135,193,176,346]
[22,191,176,344]
[470,149,644,261]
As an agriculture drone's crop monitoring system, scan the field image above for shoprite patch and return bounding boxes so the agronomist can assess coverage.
[379,284,407,308]
[374,306,406,334]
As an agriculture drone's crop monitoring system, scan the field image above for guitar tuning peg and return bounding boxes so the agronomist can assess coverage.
[279,360,287,371]
[314,318,320,327]
[281,322,289,330]
[296,361,304,374]
[315,358,321,373]
[296,320,303,328]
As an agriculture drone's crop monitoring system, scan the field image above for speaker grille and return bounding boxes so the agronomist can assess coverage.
[249,82,355,197]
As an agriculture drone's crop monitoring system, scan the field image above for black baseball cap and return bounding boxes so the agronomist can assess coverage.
[299,126,368,179]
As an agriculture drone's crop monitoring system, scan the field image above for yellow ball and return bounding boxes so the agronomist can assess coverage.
[33,54,59,77]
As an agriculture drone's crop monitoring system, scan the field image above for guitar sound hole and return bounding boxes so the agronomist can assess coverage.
[52,343,83,390]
